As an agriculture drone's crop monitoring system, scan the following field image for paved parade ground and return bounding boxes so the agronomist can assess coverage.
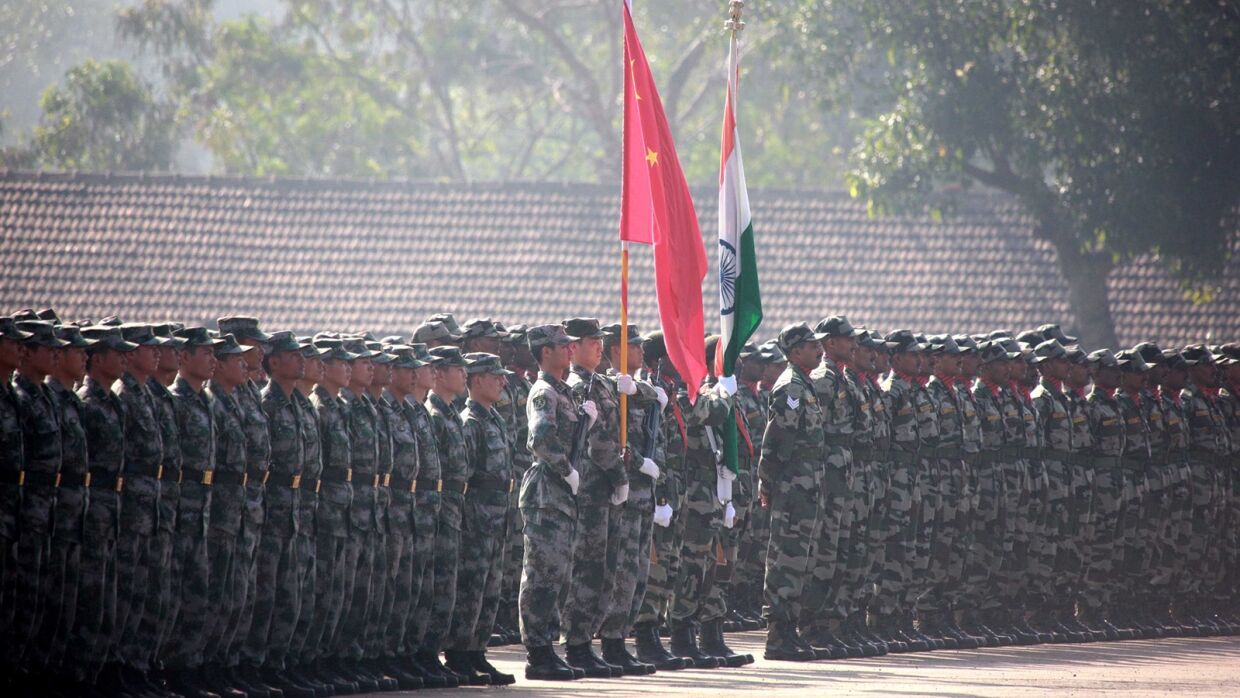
[366,632,1240,697]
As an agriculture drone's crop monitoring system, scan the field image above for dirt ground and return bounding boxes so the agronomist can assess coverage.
[368,631,1240,696]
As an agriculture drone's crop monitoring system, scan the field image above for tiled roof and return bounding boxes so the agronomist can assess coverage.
[1,170,1235,347]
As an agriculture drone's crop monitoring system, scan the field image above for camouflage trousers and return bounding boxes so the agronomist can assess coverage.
[1216,467,1240,604]
[1021,461,1054,609]
[9,489,50,668]
[708,469,752,625]
[670,467,723,627]
[403,491,440,654]
[449,493,509,651]
[519,505,576,649]
[802,453,853,628]
[499,487,524,627]
[223,486,265,666]
[1162,463,1195,598]
[1036,460,1073,605]
[243,510,301,667]
[964,460,1007,613]
[113,477,160,668]
[162,489,211,670]
[1080,466,1127,611]
[364,502,392,658]
[67,496,118,683]
[562,493,621,644]
[854,459,890,614]
[286,525,318,663]
[734,470,770,615]
[420,491,463,653]
[600,498,654,639]
[907,458,939,612]
[995,461,1031,607]
[338,520,378,660]
[634,493,685,627]
[305,532,349,660]
[874,460,915,617]
[762,461,823,627]
[917,459,972,614]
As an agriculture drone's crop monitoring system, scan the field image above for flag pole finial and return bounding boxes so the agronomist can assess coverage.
[725,0,745,34]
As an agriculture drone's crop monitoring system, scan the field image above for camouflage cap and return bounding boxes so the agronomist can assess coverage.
[464,352,514,376]
[217,316,272,342]
[927,334,962,355]
[11,309,38,322]
[18,321,69,348]
[265,331,302,354]
[977,340,1016,364]
[429,345,468,367]
[777,322,828,353]
[175,326,226,350]
[379,335,405,346]
[152,323,188,349]
[1037,323,1079,346]
[815,316,864,339]
[986,330,1015,341]
[81,326,138,353]
[1032,339,1068,363]
[1064,346,1088,365]
[601,323,643,345]
[214,334,256,357]
[1180,344,1215,366]
[562,317,605,339]
[98,315,123,327]
[738,342,760,360]
[412,320,459,344]
[1086,348,1121,368]
[341,338,379,360]
[118,323,165,347]
[409,343,436,365]
[641,330,667,362]
[426,312,463,336]
[387,345,426,369]
[501,324,528,346]
[36,308,60,323]
[883,329,927,354]
[1160,351,1190,370]
[527,324,577,351]
[312,337,357,361]
[461,317,509,341]
[1133,341,1164,366]
[0,317,33,341]
[54,324,96,349]
[298,336,329,358]
[369,344,398,365]
[952,334,979,353]
[1015,329,1044,346]
[1115,349,1151,372]
[757,339,787,363]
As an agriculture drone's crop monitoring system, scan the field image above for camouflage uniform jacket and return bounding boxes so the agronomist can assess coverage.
[461,398,512,512]
[77,377,124,539]
[207,381,248,536]
[0,377,22,540]
[311,386,352,538]
[383,388,419,535]
[171,376,215,536]
[567,365,627,501]
[522,370,579,518]
[48,377,87,541]
[262,381,306,534]
[294,388,322,534]
[1086,387,1127,461]
[759,364,825,486]
[341,387,380,532]
[115,372,163,534]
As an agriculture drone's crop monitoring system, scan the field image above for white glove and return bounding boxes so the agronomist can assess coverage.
[717,464,737,482]
[716,374,737,398]
[564,468,580,496]
[716,472,733,505]
[616,373,637,395]
[723,501,736,529]
[653,386,668,410]
[653,503,673,528]
[610,483,630,506]
[639,457,660,480]
[580,400,598,429]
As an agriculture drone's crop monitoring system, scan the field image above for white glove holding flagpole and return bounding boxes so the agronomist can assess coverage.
[653,502,674,528]
[640,457,660,480]
[564,468,580,496]
[610,483,630,506]
[580,400,598,429]
[723,501,736,529]
[616,374,637,395]
[716,374,737,398]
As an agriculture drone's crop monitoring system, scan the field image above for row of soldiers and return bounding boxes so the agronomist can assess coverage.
[0,309,550,697]
[754,318,1240,660]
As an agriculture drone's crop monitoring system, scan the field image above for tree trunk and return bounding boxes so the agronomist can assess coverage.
[1048,234,1119,350]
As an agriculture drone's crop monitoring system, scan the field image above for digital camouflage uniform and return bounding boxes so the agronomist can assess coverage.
[634,373,687,628]
[226,379,270,666]
[1156,388,1193,606]
[338,385,380,660]
[145,377,180,668]
[72,376,125,682]
[288,385,323,663]
[857,372,891,619]
[519,369,579,649]
[449,397,512,651]
[380,387,420,657]
[835,363,878,625]
[246,380,307,669]
[164,376,215,671]
[424,390,469,653]
[1181,384,1230,608]
[203,380,249,665]
[497,372,531,630]
[966,379,1008,616]
[1081,386,1126,614]
[406,392,442,655]
[875,370,924,619]
[917,375,965,619]
[1115,387,1153,608]
[362,388,394,658]
[307,385,352,660]
[759,362,824,638]
[0,371,23,672]
[949,376,982,615]
[1031,377,1076,609]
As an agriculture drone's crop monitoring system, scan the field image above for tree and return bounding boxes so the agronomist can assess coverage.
[2,59,177,171]
[800,0,1240,348]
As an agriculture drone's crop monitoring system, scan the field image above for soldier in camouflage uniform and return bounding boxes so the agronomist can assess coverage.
[1216,346,1240,622]
[362,341,398,678]
[941,334,984,648]
[31,325,91,685]
[855,333,896,651]
[496,324,534,645]
[1078,349,1127,637]
[421,345,472,683]
[596,324,662,674]
[71,326,133,689]
[631,331,690,671]
[802,317,864,658]
[731,342,777,628]
[1151,349,1195,629]
[0,318,28,685]
[445,352,517,686]
[519,324,583,681]
[560,317,643,677]
[760,323,827,661]
[161,327,223,698]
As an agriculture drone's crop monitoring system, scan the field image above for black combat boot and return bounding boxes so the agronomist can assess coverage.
[600,637,656,675]
[524,646,576,681]
[668,622,721,669]
[410,651,459,689]
[762,621,816,662]
[469,650,515,686]
[633,623,687,671]
[564,641,622,678]
[443,650,491,686]
[698,620,754,667]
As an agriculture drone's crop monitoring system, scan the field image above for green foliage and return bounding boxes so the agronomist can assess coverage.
[4,59,177,171]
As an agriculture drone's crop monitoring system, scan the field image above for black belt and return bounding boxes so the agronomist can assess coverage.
[23,470,61,488]
[442,480,469,495]
[823,434,853,447]
[125,461,165,480]
[212,468,267,487]
[1042,448,1074,462]
[300,477,322,493]
[468,475,515,493]
[58,471,91,488]
[0,469,23,486]
[88,467,124,491]
[389,475,418,492]
[321,466,353,483]
[414,478,443,492]
[180,467,214,485]
[268,472,303,489]
[350,472,385,488]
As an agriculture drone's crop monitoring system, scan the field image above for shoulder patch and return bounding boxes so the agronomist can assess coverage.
[531,394,548,411]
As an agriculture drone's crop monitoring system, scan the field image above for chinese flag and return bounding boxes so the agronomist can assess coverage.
[618,0,708,401]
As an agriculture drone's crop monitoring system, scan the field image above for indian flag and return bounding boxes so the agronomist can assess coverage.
[716,30,761,475]
[715,33,762,382]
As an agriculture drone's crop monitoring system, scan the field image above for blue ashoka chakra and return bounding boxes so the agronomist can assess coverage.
[719,238,738,315]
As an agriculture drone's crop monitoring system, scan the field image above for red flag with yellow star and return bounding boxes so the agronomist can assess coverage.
[618,0,708,401]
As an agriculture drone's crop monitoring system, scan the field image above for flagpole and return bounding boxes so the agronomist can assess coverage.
[619,239,630,453]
